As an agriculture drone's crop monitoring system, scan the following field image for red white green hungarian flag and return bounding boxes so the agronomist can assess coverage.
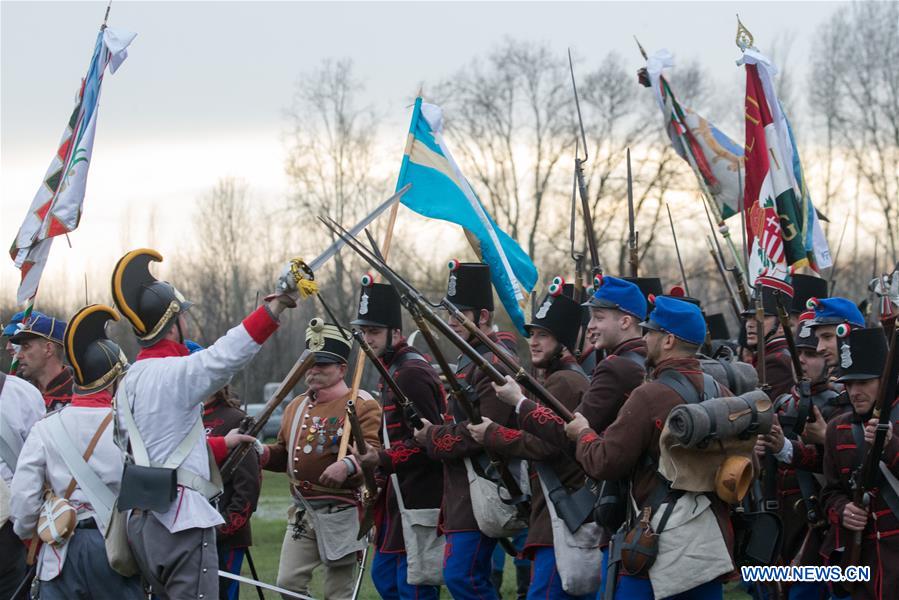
[740,49,832,285]
[8,27,135,304]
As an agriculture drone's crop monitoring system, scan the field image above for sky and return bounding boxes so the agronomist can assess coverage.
[1,0,848,303]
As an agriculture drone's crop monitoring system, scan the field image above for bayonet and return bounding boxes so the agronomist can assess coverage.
[627,148,638,277]
[707,236,742,322]
[666,204,690,297]
[568,48,601,276]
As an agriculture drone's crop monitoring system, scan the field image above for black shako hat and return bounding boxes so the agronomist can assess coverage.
[526,277,582,353]
[65,304,129,394]
[705,313,731,341]
[742,276,794,318]
[790,274,829,315]
[111,248,192,347]
[305,318,352,365]
[445,260,493,312]
[836,326,888,382]
[351,274,402,330]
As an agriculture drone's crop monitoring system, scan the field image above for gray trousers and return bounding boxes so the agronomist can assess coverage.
[39,527,143,600]
[127,510,218,600]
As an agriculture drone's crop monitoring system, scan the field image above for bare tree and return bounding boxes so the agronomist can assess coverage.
[433,39,572,258]
[284,58,385,316]
[811,2,899,257]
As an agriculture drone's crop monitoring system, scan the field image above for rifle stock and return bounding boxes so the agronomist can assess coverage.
[220,350,315,480]
[845,323,899,578]
[346,398,378,539]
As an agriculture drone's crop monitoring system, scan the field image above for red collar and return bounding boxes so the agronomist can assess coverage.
[136,339,190,361]
[71,389,113,408]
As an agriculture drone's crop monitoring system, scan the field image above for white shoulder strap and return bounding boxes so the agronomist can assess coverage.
[286,397,310,484]
[116,377,151,467]
[162,412,205,469]
[43,412,116,529]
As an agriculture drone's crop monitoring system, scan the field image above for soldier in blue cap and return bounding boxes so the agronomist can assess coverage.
[807,297,865,372]
[9,314,73,411]
[492,274,650,598]
[564,296,736,600]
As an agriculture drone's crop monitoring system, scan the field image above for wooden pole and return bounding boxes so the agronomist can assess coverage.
[338,201,401,459]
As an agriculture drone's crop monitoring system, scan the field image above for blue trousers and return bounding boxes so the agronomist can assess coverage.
[444,531,500,600]
[218,547,245,600]
[613,575,722,600]
[788,582,830,600]
[527,547,595,600]
[601,547,722,600]
[371,549,439,600]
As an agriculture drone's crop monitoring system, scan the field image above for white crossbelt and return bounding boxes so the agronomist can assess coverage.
[217,570,318,600]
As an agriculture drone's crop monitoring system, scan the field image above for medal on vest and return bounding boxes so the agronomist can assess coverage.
[303,444,312,454]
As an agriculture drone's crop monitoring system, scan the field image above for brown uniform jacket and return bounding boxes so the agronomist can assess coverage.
[820,401,899,600]
[423,332,539,532]
[772,383,850,566]
[482,355,589,555]
[373,342,446,553]
[203,396,260,550]
[517,337,647,450]
[264,387,382,502]
[754,337,794,402]
[573,356,736,572]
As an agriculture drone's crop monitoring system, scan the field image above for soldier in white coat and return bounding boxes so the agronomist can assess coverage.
[10,304,143,599]
[110,248,296,599]
[0,371,44,599]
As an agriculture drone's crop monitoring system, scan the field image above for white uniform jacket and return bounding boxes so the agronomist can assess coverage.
[0,373,45,486]
[116,306,279,533]
[10,396,122,580]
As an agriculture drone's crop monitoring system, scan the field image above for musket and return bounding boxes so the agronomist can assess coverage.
[569,147,589,358]
[755,292,768,395]
[666,203,690,297]
[626,148,639,277]
[346,398,378,539]
[772,292,812,436]
[568,48,602,277]
[844,323,899,587]
[316,293,424,431]
[319,216,531,510]
[704,196,750,309]
[220,350,316,480]
[440,298,575,422]
[707,236,743,322]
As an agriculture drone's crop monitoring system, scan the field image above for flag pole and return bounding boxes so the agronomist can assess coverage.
[634,37,748,277]
[337,96,418,460]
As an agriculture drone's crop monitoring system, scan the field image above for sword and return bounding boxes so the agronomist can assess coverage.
[265,183,411,303]
[217,570,318,600]
[351,541,371,600]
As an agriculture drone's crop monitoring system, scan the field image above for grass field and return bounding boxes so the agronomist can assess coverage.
[234,471,751,599]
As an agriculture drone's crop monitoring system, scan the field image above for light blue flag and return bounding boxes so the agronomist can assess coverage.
[396,97,538,335]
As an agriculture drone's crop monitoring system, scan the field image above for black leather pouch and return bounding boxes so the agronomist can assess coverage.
[117,463,177,513]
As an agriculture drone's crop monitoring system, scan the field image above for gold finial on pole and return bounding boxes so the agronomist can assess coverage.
[735,14,754,52]
[633,35,648,60]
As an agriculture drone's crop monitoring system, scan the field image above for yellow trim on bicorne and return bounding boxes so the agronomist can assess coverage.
[64,304,120,385]
[137,300,181,342]
[112,248,163,334]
